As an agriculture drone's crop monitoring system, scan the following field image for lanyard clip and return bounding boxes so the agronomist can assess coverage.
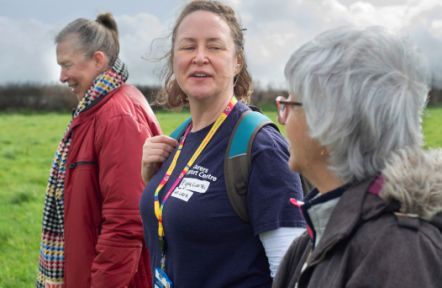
[159,236,168,270]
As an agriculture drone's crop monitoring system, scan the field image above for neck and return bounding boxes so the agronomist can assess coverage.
[302,162,344,194]
[189,95,233,131]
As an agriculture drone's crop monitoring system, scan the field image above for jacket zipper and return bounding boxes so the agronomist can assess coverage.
[69,161,97,169]
[297,238,343,287]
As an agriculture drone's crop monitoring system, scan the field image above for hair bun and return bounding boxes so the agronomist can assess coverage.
[96,13,118,35]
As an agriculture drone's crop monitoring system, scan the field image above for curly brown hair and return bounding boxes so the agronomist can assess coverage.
[158,0,253,108]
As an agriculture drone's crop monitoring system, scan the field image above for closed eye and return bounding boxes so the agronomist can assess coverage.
[179,46,195,51]
[60,63,72,69]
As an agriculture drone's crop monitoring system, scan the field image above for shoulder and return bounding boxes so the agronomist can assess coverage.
[232,103,287,151]
[358,209,441,246]
[252,124,289,157]
[96,84,153,123]
[113,83,144,97]
[330,211,442,287]
[106,84,147,108]
[285,232,311,263]
[229,101,251,123]
[346,206,442,270]
[255,124,285,144]
[229,103,289,157]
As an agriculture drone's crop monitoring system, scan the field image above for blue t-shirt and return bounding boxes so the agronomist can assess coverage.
[140,102,305,288]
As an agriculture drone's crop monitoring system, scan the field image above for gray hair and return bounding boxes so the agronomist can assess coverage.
[284,26,430,183]
[55,13,119,65]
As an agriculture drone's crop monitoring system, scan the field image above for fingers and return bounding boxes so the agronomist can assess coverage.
[141,162,160,186]
[141,135,179,185]
[143,135,179,162]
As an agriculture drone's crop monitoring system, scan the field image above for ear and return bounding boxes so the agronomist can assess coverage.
[235,63,241,74]
[92,51,109,70]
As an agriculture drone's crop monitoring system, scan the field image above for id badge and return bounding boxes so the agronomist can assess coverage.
[154,267,173,288]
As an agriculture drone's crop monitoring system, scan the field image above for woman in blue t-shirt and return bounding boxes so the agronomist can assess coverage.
[139,1,305,287]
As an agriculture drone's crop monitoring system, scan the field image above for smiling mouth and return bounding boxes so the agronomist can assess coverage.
[190,73,211,78]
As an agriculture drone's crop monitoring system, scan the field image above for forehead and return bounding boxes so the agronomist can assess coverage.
[176,10,232,41]
[56,35,84,61]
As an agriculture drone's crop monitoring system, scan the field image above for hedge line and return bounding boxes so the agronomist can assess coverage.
[0,84,440,112]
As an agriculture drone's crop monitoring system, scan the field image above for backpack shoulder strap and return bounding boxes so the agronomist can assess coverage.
[224,110,278,222]
[170,117,192,140]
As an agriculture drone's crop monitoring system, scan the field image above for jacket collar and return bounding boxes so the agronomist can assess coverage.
[299,147,442,272]
[61,85,123,143]
[307,177,389,265]
[71,85,123,126]
[302,185,348,248]
[378,148,442,224]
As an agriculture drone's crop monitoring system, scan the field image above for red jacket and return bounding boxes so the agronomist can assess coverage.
[63,84,161,287]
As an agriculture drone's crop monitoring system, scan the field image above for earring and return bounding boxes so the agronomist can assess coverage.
[320,149,327,157]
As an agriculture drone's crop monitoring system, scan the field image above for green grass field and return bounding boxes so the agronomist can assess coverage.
[0,107,441,287]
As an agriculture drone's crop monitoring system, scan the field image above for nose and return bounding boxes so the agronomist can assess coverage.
[59,69,68,83]
[192,47,208,65]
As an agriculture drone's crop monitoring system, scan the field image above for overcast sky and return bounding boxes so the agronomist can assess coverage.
[1,0,441,88]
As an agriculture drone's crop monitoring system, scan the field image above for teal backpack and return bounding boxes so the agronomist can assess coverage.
[170,109,311,222]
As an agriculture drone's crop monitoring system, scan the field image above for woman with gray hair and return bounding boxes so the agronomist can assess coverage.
[273,26,442,288]
[36,13,161,288]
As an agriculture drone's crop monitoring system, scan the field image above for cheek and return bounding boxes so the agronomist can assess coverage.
[285,116,297,144]
[287,140,300,172]
[79,68,99,88]
[286,129,301,158]
[226,57,238,75]
[288,155,298,172]
[86,70,97,82]
[285,113,310,151]
[172,60,185,87]
[172,55,185,75]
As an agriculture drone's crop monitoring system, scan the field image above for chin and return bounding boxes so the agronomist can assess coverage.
[188,91,209,98]
[73,91,84,101]
[289,156,301,172]
[184,84,215,97]
[187,91,215,102]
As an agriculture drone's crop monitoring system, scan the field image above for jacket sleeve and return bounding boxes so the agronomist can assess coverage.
[90,114,155,287]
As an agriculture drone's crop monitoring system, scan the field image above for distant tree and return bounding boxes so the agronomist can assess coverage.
[0,83,75,111]
[429,88,442,106]
[136,85,161,107]
[0,84,440,112]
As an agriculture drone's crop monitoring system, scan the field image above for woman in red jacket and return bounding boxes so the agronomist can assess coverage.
[36,12,161,288]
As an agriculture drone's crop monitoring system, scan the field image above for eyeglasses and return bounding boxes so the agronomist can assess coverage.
[275,96,302,124]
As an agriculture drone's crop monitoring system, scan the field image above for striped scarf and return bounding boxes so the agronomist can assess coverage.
[36,59,128,287]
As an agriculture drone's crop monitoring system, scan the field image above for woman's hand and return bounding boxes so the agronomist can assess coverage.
[141,135,179,185]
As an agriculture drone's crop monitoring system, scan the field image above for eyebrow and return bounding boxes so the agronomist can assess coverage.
[57,60,70,66]
[177,37,224,43]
